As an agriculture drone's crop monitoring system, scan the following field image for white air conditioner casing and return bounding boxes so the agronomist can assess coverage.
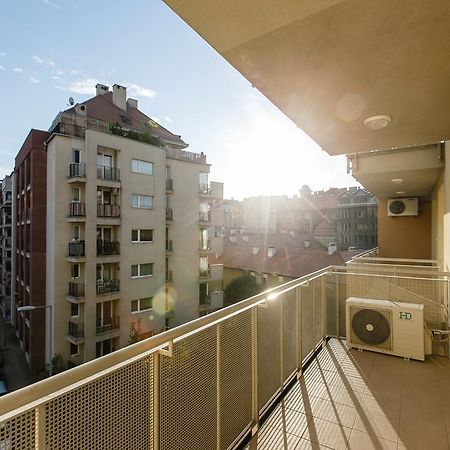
[387,197,418,216]
[346,297,424,360]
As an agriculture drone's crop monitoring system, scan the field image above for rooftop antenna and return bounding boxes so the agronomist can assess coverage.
[68,97,75,106]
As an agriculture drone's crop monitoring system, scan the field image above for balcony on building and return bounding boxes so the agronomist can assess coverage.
[199,239,211,252]
[67,281,85,301]
[165,240,173,253]
[68,162,86,182]
[96,279,120,296]
[96,240,120,257]
[68,202,86,221]
[199,290,223,312]
[67,321,84,344]
[165,208,173,222]
[199,263,223,281]
[97,204,121,223]
[165,270,173,283]
[97,165,120,184]
[198,211,210,224]
[166,178,173,192]
[67,240,85,262]
[95,316,120,336]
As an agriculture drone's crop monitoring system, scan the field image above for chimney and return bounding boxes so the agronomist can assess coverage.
[127,98,138,109]
[112,84,127,110]
[328,242,337,256]
[95,83,109,96]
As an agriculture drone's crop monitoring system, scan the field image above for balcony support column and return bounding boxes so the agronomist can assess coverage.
[251,307,259,436]
[312,280,316,347]
[279,294,284,387]
[153,353,161,450]
[336,272,340,337]
[216,323,222,450]
[295,287,302,379]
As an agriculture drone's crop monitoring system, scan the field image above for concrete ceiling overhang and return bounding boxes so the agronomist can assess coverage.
[348,144,444,199]
[164,0,450,156]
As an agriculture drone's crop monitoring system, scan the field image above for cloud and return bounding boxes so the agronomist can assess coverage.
[29,77,40,84]
[32,55,55,68]
[0,52,5,57]
[0,66,5,71]
[70,69,80,75]
[57,70,64,76]
[13,67,23,73]
[126,83,157,99]
[52,75,61,80]
[58,77,100,95]
[163,116,173,123]
[42,0,60,8]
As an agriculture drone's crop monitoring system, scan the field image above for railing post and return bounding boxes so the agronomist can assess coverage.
[251,307,259,436]
[153,353,161,450]
[36,404,46,450]
[322,275,327,347]
[336,272,340,337]
[279,294,284,387]
[216,323,222,450]
[312,280,316,347]
[296,287,302,379]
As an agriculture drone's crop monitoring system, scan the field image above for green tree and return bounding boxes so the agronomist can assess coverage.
[224,274,261,306]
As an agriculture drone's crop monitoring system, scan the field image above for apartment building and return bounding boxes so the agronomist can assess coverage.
[0,174,13,320]
[14,84,223,374]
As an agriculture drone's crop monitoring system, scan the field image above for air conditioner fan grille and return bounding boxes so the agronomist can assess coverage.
[352,308,390,345]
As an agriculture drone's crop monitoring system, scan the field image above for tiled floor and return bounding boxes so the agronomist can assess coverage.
[246,339,450,449]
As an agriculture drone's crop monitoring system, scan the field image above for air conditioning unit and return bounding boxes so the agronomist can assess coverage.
[387,197,418,216]
[346,297,424,360]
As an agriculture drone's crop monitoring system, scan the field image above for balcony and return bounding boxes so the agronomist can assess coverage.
[97,204,120,218]
[165,240,173,253]
[199,183,211,195]
[68,281,85,299]
[96,279,120,296]
[2,256,449,450]
[165,208,173,222]
[68,240,85,258]
[97,240,120,257]
[96,316,120,335]
[68,202,86,218]
[199,212,210,224]
[97,165,120,182]
[199,290,223,311]
[199,239,211,252]
[166,178,173,192]
[165,270,173,283]
[198,267,211,280]
[68,162,86,180]
[67,321,84,341]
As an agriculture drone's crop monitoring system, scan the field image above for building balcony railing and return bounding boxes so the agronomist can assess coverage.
[69,202,86,217]
[166,178,173,192]
[68,240,85,257]
[97,204,120,218]
[97,240,120,256]
[165,240,173,252]
[68,281,85,299]
[68,321,84,340]
[4,251,450,450]
[165,270,173,283]
[199,267,211,279]
[97,165,120,182]
[96,316,120,335]
[68,162,86,179]
[96,279,120,295]
[199,183,211,194]
[199,212,211,223]
[165,208,173,221]
[199,239,211,251]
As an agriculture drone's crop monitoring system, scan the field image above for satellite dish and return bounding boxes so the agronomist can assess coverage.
[69,97,75,106]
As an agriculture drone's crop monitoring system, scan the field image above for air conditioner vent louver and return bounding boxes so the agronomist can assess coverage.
[352,309,390,345]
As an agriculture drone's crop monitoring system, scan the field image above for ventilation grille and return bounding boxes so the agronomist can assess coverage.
[350,307,392,350]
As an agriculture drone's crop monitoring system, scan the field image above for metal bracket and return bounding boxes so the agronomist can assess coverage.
[257,298,268,309]
[158,340,173,357]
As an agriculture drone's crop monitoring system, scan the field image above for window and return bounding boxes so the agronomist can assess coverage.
[70,303,79,317]
[132,229,153,242]
[131,263,153,278]
[71,263,80,279]
[73,225,80,241]
[131,297,153,313]
[70,343,78,356]
[72,187,80,202]
[72,149,80,163]
[131,194,153,209]
[132,159,154,176]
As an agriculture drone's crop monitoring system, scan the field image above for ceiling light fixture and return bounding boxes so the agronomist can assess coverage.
[396,191,406,195]
[391,178,404,184]
[363,114,392,130]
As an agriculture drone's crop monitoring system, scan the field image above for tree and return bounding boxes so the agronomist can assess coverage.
[224,274,261,306]
[128,318,142,344]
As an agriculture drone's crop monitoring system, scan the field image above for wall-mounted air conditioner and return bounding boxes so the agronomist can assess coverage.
[387,197,418,216]
[346,297,424,360]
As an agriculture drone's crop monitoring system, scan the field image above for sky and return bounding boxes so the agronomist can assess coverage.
[0,0,357,200]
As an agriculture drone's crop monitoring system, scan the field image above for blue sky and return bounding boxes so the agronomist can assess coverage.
[0,0,356,199]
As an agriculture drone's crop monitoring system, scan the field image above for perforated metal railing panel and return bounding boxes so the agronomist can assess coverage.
[313,278,324,345]
[160,327,217,450]
[257,296,281,410]
[301,283,314,360]
[0,409,36,450]
[44,354,154,450]
[220,310,253,450]
[282,291,297,382]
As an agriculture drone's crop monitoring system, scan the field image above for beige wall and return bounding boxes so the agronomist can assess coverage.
[431,173,444,267]
[444,142,450,272]
[377,198,432,259]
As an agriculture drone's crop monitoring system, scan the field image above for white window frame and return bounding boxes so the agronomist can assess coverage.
[131,194,153,209]
[131,229,154,243]
[131,159,154,176]
[131,263,154,279]
[131,297,154,314]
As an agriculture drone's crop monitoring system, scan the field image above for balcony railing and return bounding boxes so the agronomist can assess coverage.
[199,267,211,279]
[96,279,120,295]
[97,165,120,182]
[165,240,173,252]
[69,162,86,179]
[165,208,173,221]
[165,270,173,282]
[2,254,449,450]
[166,178,173,191]
[97,240,120,256]
[199,239,211,251]
[199,212,210,223]
[97,204,120,218]
[96,316,120,335]
[68,321,84,340]
[68,240,85,257]
[69,202,86,217]
[68,281,85,298]
[199,183,210,194]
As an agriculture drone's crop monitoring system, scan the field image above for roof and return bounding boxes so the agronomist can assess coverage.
[313,221,337,238]
[63,92,187,147]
